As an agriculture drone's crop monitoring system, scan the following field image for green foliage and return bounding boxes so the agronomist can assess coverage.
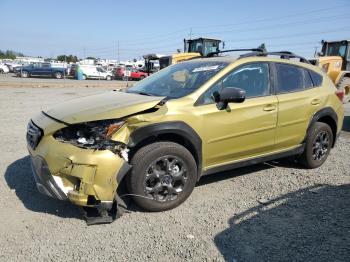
[86,56,96,60]
[0,50,24,59]
[56,55,79,63]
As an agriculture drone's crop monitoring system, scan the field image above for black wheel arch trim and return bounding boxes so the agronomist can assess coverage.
[304,107,338,147]
[128,121,203,179]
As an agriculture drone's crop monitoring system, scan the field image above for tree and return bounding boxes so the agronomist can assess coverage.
[56,54,79,63]
[0,49,24,59]
[86,56,96,60]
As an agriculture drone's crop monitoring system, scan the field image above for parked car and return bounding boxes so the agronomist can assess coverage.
[5,62,22,72]
[79,65,113,80]
[16,62,67,79]
[114,67,148,80]
[0,64,9,73]
[27,51,344,218]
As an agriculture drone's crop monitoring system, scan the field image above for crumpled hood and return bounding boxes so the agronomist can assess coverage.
[44,91,165,124]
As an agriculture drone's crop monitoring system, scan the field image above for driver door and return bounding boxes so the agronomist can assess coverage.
[195,62,278,168]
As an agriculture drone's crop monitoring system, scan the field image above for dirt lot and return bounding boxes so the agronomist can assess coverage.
[0,78,349,261]
[0,73,135,89]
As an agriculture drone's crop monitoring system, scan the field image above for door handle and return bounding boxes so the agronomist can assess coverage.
[263,104,276,111]
[311,99,321,105]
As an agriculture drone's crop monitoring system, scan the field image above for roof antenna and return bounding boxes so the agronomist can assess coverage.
[258,43,267,53]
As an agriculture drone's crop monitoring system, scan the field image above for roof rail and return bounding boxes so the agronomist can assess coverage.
[207,47,310,64]
[239,51,311,64]
[206,48,265,57]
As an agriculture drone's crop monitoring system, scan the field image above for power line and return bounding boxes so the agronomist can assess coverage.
[225,27,350,43]
[189,3,350,29]
[194,14,350,36]
[79,12,350,53]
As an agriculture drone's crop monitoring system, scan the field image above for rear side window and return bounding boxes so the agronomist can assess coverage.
[308,70,323,87]
[275,63,305,93]
[303,69,314,89]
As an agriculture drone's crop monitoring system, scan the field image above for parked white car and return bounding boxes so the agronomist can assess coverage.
[79,65,113,80]
[0,64,9,74]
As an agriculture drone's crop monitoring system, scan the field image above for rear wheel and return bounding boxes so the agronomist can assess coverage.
[338,77,350,103]
[82,74,87,80]
[0,69,3,74]
[106,75,112,81]
[54,72,62,79]
[299,122,333,168]
[128,142,197,212]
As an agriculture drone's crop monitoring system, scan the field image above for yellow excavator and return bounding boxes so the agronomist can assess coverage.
[143,37,222,72]
[314,40,350,103]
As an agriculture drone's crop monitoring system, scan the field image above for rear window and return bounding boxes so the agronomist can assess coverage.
[303,69,314,89]
[275,63,305,93]
[275,63,322,93]
[308,70,323,87]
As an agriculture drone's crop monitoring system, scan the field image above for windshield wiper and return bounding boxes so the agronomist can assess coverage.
[128,90,153,96]
[137,92,152,96]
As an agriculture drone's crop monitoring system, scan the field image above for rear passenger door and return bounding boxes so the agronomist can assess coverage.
[273,63,323,149]
[196,62,278,167]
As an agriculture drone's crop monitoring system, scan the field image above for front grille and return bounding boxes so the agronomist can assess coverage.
[27,121,43,149]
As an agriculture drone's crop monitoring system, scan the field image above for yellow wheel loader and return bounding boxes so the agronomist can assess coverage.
[143,37,223,73]
[314,40,350,103]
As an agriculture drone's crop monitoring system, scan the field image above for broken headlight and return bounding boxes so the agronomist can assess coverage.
[53,119,126,151]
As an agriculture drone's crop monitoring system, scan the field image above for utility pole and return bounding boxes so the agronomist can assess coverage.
[314,46,318,57]
[189,28,192,39]
[117,40,120,63]
[83,46,86,60]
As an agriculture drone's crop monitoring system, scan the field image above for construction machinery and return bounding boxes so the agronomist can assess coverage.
[143,37,222,73]
[315,40,350,103]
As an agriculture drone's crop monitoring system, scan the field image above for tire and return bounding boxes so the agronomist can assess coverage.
[54,72,62,79]
[338,77,350,104]
[299,122,333,169]
[82,74,87,80]
[128,142,197,212]
[140,75,145,80]
[21,71,29,78]
[0,69,3,74]
[106,75,112,81]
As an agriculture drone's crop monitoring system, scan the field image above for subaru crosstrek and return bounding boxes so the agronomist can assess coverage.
[27,53,344,213]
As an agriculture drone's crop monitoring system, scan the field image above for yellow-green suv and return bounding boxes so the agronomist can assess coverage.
[27,51,344,214]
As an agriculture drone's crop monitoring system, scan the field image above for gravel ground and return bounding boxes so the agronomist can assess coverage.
[0,85,349,262]
[0,73,135,89]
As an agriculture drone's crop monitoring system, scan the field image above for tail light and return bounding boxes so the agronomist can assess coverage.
[335,89,344,102]
[322,63,329,73]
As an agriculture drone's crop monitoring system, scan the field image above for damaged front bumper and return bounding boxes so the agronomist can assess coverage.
[27,120,131,208]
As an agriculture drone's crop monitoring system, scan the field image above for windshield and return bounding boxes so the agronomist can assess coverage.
[127,61,228,98]
[324,42,348,57]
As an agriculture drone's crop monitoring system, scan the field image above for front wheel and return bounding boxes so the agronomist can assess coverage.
[106,75,112,81]
[299,122,333,169]
[21,71,29,78]
[128,142,197,212]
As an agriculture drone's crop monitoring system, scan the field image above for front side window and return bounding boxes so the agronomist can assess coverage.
[128,61,228,99]
[199,63,270,105]
[275,63,305,93]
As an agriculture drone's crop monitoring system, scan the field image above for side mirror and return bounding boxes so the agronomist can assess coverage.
[212,87,246,110]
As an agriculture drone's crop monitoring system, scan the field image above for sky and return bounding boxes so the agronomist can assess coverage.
[0,0,349,60]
